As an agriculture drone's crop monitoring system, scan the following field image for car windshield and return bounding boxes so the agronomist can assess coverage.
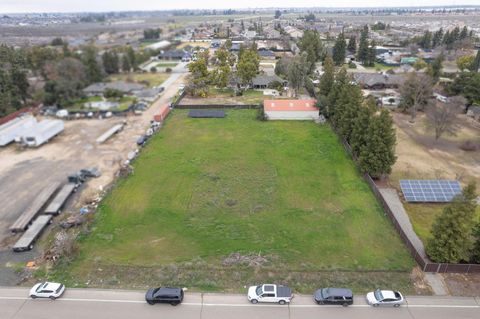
[36,283,47,292]
[374,290,383,301]
[255,286,263,296]
[321,288,329,298]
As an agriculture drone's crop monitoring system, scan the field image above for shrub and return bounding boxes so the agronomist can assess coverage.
[256,107,268,121]
[166,67,172,73]
[459,140,478,152]
[348,61,357,69]
[150,66,157,73]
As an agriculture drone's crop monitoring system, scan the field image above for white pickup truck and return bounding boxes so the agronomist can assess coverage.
[247,284,293,305]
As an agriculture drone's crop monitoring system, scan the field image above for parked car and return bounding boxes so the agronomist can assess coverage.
[247,284,292,305]
[178,84,186,91]
[29,282,65,300]
[137,135,148,146]
[366,289,404,307]
[314,287,353,306]
[145,287,184,306]
[80,167,101,178]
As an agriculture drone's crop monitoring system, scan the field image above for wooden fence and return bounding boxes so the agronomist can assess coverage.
[336,130,480,273]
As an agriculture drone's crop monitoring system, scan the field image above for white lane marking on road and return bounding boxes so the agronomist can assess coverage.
[1,296,479,309]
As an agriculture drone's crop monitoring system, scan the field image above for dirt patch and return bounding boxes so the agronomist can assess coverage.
[390,112,480,187]
[442,273,480,296]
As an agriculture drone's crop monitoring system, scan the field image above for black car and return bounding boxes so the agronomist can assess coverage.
[145,287,184,306]
[314,288,353,306]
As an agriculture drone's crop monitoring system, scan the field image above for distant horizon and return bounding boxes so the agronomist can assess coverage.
[1,1,480,14]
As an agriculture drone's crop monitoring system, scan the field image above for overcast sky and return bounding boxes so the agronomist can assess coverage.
[0,1,478,13]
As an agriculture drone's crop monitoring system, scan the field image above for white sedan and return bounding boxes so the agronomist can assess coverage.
[366,289,404,307]
[29,282,65,300]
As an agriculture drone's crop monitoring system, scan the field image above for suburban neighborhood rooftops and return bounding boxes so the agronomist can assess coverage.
[353,73,405,88]
[264,99,317,112]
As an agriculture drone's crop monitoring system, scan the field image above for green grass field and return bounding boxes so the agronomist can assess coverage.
[108,73,169,88]
[51,110,413,291]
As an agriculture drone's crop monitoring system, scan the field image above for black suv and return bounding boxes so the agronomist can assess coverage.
[145,287,184,306]
[314,288,353,306]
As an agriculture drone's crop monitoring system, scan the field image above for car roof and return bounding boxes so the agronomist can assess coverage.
[324,288,353,297]
[156,287,182,295]
[380,290,397,299]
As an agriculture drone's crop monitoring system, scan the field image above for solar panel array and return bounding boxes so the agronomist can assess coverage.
[400,180,462,203]
[188,110,226,118]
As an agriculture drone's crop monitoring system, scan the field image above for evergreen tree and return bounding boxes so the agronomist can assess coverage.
[358,109,396,178]
[459,26,468,40]
[237,48,259,86]
[326,67,348,118]
[357,25,370,65]
[334,83,363,142]
[472,50,480,72]
[347,36,356,54]
[419,31,432,49]
[102,51,120,74]
[287,52,309,97]
[432,28,444,48]
[83,46,102,83]
[427,52,444,81]
[319,56,334,97]
[297,30,324,72]
[350,100,375,157]
[332,33,347,66]
[122,55,131,72]
[426,183,478,263]
[126,46,137,70]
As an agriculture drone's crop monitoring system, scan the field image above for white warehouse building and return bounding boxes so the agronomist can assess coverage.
[264,99,319,120]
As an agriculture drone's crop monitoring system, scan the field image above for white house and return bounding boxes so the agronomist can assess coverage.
[264,99,319,120]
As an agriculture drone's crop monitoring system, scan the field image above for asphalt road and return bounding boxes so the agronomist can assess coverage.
[1,288,479,319]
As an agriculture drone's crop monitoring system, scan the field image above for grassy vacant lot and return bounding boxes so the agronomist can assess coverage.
[68,96,136,112]
[51,110,413,292]
[181,89,274,105]
[108,73,169,88]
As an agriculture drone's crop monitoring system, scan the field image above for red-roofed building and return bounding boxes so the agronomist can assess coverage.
[263,99,319,120]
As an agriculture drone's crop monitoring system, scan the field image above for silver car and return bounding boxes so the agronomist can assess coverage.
[366,289,404,307]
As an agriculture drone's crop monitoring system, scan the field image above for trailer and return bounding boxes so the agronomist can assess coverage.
[18,120,64,147]
[96,123,124,144]
[9,182,60,233]
[0,116,36,146]
[44,183,76,215]
[12,215,53,252]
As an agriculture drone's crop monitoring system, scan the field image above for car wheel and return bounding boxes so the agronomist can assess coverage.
[30,295,37,299]
[373,303,379,307]
[49,296,56,300]
[342,303,349,307]
[394,304,400,307]
[147,301,154,305]
[170,302,179,306]
[28,244,33,250]
[279,300,286,305]
[251,299,258,304]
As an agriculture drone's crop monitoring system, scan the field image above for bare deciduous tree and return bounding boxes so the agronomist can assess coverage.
[425,96,466,140]
[400,73,433,122]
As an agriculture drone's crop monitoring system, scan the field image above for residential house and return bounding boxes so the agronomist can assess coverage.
[258,49,276,60]
[353,73,405,90]
[252,75,287,90]
[264,99,319,120]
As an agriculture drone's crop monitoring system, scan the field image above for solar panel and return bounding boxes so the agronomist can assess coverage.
[400,180,462,203]
[188,110,225,118]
